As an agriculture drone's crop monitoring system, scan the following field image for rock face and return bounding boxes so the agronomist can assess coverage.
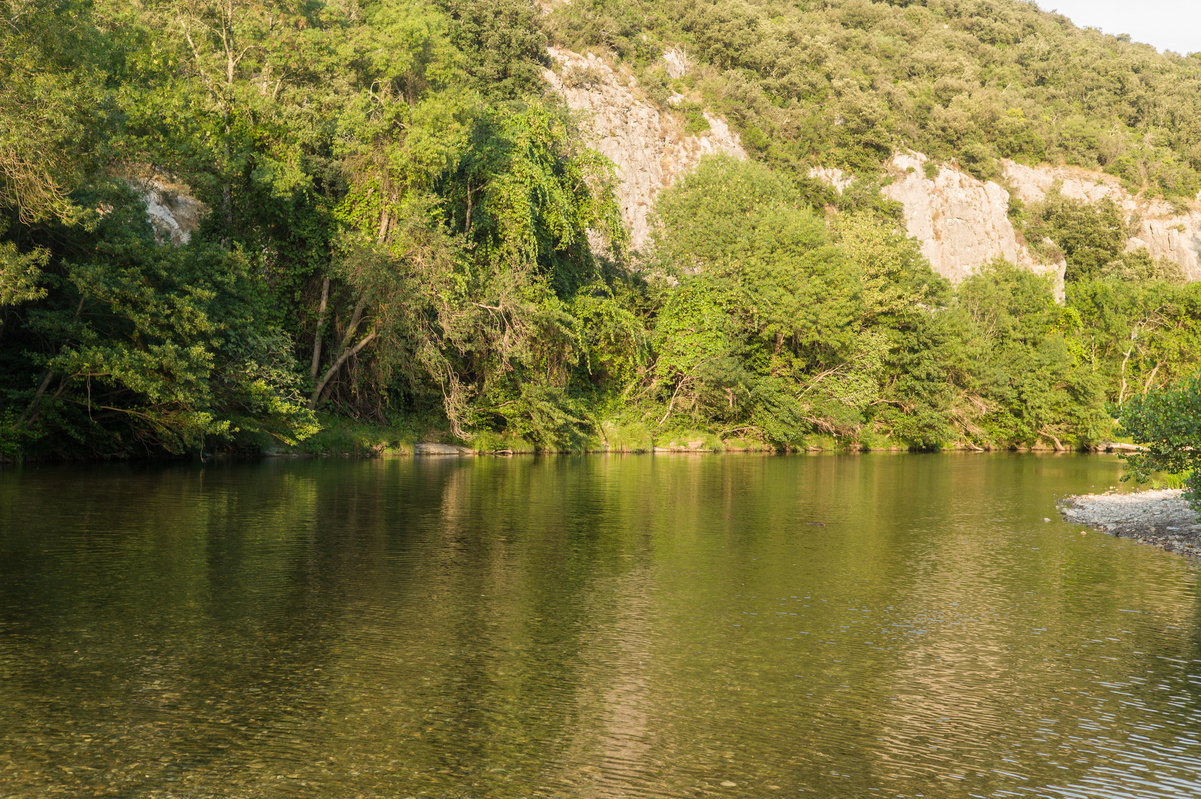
[127,175,205,246]
[809,154,1201,292]
[884,152,1041,283]
[661,47,690,80]
[876,152,1065,293]
[544,48,746,252]
[1002,160,1201,281]
[807,166,853,194]
[545,46,1201,289]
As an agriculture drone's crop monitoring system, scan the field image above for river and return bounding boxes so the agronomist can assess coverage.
[2,453,1201,798]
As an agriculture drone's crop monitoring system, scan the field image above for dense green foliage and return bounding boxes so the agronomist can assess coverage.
[1118,374,1201,510]
[3,0,1201,459]
[549,0,1201,199]
[637,158,950,446]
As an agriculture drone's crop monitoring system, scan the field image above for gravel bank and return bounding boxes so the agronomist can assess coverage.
[1058,489,1201,558]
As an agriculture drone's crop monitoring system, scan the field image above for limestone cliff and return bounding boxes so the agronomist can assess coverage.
[881,152,1064,288]
[544,48,1200,291]
[544,47,746,252]
[812,154,1201,292]
[1002,161,1201,282]
[544,48,1066,291]
[807,154,1066,293]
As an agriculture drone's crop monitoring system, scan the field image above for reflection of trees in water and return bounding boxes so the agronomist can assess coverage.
[542,566,659,799]
[0,462,338,796]
[424,458,663,795]
[529,454,1201,798]
[276,457,667,797]
[5,456,1201,797]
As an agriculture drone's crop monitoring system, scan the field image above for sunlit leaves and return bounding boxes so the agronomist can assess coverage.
[1119,373,1201,510]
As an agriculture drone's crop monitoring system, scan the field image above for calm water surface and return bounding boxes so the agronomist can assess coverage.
[3,454,1201,798]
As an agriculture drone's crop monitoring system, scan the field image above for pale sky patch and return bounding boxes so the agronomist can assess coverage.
[1037,1,1201,55]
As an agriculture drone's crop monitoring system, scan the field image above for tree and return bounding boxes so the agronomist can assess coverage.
[833,213,959,449]
[646,155,865,444]
[309,0,468,413]
[328,96,624,445]
[1068,278,1201,406]
[1,0,104,324]
[955,258,1107,449]
[0,0,99,226]
[8,181,316,456]
[1025,189,1127,283]
[443,0,550,101]
[1118,372,1201,511]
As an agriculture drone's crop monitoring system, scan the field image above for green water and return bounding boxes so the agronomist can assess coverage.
[2,454,1201,798]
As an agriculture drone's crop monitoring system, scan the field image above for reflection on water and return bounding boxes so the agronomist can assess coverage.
[2,454,1201,798]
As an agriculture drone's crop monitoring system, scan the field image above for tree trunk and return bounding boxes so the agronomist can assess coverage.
[309,330,376,409]
[309,276,330,380]
[1118,341,1135,405]
[307,293,372,409]
[15,296,85,427]
[1142,362,1162,395]
[1040,429,1066,452]
[305,196,390,409]
[15,369,55,428]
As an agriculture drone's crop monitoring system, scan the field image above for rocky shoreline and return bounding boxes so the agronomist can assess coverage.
[1058,489,1201,558]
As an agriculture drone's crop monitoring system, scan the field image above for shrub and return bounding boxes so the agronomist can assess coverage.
[1118,372,1201,510]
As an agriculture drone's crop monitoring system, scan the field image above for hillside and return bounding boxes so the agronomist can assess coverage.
[548,0,1201,198]
[541,42,1201,292]
[2,0,1201,459]
[544,0,1201,285]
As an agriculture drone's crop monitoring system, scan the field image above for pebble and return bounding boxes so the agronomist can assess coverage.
[1058,489,1201,558]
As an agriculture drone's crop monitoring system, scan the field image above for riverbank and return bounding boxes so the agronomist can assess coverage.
[290,417,1133,458]
[0,402,1139,463]
[1058,489,1201,558]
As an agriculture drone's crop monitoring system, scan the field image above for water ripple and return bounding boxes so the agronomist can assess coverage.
[3,455,1201,798]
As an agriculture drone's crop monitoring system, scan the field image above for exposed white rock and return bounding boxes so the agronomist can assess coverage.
[808,166,852,195]
[808,153,1201,292]
[662,47,690,79]
[126,175,205,246]
[1130,217,1201,281]
[1059,488,1201,559]
[546,46,1198,292]
[877,151,1064,295]
[1003,160,1134,209]
[1002,160,1201,281]
[545,47,746,252]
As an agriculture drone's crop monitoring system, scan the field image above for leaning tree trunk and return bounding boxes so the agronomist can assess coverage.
[308,294,370,409]
[309,329,376,409]
[309,276,330,381]
[307,204,393,409]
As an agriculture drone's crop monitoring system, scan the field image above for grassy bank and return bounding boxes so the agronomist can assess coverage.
[281,413,1102,458]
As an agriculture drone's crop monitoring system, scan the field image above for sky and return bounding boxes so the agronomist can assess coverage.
[1037,1,1201,55]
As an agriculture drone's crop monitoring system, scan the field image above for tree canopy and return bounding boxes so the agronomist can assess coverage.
[4,0,1201,459]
